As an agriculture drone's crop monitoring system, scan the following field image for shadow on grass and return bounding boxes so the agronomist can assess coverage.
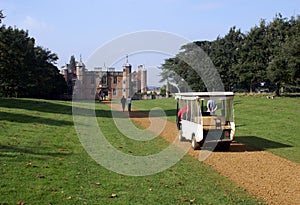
[0,111,74,126]
[126,109,176,118]
[234,135,292,151]
[0,98,73,115]
[0,145,72,158]
[0,98,177,119]
[281,93,300,98]
[201,136,293,153]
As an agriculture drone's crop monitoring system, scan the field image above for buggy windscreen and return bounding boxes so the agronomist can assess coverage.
[176,93,234,123]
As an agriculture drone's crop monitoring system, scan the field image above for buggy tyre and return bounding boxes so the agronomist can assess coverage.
[218,141,231,151]
[191,135,201,150]
[178,130,184,141]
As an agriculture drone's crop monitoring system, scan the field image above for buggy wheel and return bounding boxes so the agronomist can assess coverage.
[218,141,231,151]
[178,130,183,141]
[191,135,201,150]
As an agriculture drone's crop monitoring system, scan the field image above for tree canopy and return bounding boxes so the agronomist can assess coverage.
[0,10,5,24]
[69,55,76,72]
[0,11,67,99]
[160,14,300,95]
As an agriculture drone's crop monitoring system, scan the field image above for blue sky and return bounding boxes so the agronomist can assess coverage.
[1,0,299,86]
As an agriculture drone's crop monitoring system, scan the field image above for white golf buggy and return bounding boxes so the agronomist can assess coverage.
[175,92,235,150]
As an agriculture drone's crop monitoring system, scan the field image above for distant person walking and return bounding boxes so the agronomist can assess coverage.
[127,96,132,112]
[121,96,126,112]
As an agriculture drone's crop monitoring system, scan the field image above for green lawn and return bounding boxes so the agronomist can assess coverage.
[131,94,300,163]
[0,98,265,204]
[234,94,300,163]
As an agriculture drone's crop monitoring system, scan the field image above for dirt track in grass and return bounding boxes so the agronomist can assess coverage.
[106,102,300,205]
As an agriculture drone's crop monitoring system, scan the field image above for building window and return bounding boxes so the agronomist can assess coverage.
[123,80,126,84]
[91,76,95,84]
[114,76,118,84]
[102,76,106,84]
[113,88,116,96]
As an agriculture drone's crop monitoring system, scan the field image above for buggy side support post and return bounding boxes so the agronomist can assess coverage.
[176,99,181,130]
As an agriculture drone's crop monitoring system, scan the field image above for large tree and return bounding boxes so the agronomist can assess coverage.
[159,57,194,92]
[233,20,270,92]
[210,27,244,91]
[266,14,300,95]
[0,26,34,97]
[0,10,5,24]
[160,14,300,94]
[160,42,212,92]
[267,32,300,95]
[69,55,76,72]
[0,16,67,98]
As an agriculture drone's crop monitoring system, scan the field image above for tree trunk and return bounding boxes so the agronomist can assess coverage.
[275,82,281,96]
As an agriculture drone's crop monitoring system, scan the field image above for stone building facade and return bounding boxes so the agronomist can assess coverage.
[61,56,147,100]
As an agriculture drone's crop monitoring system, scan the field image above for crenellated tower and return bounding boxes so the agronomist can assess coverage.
[122,55,132,97]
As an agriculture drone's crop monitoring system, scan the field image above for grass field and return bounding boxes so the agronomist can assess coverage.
[0,98,266,204]
[132,94,300,163]
[234,94,300,163]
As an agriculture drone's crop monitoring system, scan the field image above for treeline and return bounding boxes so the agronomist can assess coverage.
[160,14,300,95]
[0,11,67,99]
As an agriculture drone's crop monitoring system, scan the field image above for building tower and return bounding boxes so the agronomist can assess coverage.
[138,65,147,93]
[122,55,132,97]
[76,55,84,81]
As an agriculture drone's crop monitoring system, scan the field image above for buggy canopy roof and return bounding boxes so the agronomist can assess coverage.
[175,92,234,101]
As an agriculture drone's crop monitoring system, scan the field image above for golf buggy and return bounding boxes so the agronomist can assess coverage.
[175,92,235,150]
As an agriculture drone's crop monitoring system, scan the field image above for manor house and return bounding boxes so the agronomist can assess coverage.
[61,56,147,100]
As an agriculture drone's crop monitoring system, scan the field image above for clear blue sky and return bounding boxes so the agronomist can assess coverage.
[1,0,299,86]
